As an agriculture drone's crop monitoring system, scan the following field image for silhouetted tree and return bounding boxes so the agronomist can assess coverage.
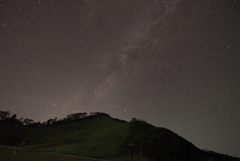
[90,112,102,116]
[2,114,19,126]
[17,117,24,126]
[23,118,34,126]
[82,112,87,118]
[64,112,89,121]
[46,117,57,126]
[0,111,11,120]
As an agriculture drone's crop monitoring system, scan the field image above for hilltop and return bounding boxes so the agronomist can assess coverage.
[0,111,239,161]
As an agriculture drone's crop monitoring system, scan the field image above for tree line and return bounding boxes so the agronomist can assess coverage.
[127,118,240,161]
[0,111,108,127]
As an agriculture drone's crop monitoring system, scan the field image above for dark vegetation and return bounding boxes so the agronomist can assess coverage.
[0,111,116,127]
[0,111,239,161]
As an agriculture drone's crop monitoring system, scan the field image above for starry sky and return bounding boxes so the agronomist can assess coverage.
[1,0,240,157]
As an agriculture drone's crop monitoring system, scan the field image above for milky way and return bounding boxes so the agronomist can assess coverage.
[1,0,240,157]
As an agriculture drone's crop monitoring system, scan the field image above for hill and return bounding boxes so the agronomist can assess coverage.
[0,114,129,160]
[0,144,107,161]
[0,112,239,161]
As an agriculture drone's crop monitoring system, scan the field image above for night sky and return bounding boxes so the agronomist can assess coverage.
[1,0,240,157]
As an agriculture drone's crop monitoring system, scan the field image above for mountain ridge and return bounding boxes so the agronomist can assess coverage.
[0,111,239,161]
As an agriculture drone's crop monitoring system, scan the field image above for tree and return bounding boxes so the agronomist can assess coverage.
[65,112,87,121]
[8,114,16,125]
[18,117,24,124]
[2,114,19,126]
[90,112,102,116]
[0,111,11,120]
[128,118,150,154]
[82,112,87,118]
[23,118,34,126]
[46,117,57,126]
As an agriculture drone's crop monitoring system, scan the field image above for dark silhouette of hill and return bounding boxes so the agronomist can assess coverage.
[0,111,239,161]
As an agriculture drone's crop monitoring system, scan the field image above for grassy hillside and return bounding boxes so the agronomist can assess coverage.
[0,115,132,160]
[0,144,107,161]
[0,114,239,161]
[26,116,130,159]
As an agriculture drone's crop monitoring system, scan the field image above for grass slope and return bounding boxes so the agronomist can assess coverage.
[0,115,129,160]
[1,115,239,161]
[0,145,107,161]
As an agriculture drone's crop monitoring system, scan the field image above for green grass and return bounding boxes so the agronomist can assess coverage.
[0,116,147,160]
[14,116,131,160]
[1,114,239,161]
[0,115,209,161]
[0,145,107,161]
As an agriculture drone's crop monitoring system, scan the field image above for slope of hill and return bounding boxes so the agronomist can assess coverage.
[0,144,107,161]
[0,114,131,160]
[0,114,239,161]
